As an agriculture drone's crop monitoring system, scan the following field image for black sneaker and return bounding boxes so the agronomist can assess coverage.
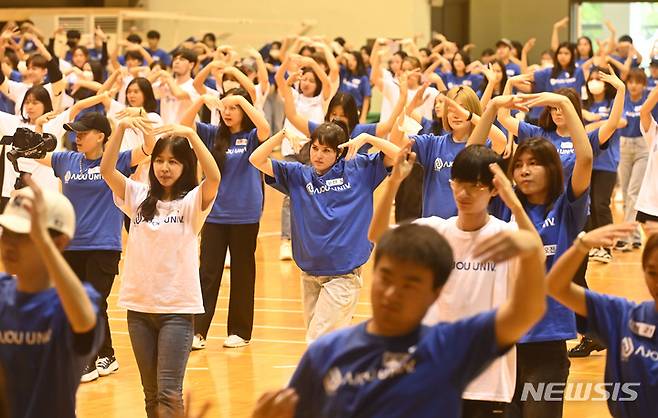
[80,361,99,383]
[632,242,642,250]
[96,355,119,376]
[568,337,606,358]
[614,240,631,252]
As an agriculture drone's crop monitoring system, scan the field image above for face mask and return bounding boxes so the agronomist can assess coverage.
[588,79,605,95]
[222,80,240,92]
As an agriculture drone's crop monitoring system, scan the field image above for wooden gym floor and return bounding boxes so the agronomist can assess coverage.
[74,180,651,418]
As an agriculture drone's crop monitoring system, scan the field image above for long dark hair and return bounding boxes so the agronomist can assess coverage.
[212,87,256,171]
[577,36,594,59]
[20,85,53,123]
[538,87,583,132]
[137,136,198,222]
[344,50,367,77]
[125,77,158,113]
[451,51,471,76]
[324,92,359,134]
[551,42,576,79]
[299,67,323,97]
[509,137,565,210]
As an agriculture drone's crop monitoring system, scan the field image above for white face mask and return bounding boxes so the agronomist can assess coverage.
[588,79,605,96]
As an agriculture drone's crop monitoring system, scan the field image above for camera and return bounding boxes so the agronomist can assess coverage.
[1,128,57,189]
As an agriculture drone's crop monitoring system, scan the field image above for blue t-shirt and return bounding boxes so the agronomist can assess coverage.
[644,77,658,123]
[146,48,172,67]
[410,132,490,219]
[308,120,377,153]
[51,150,134,251]
[490,181,589,342]
[582,291,658,418]
[517,121,603,184]
[440,72,484,90]
[419,117,443,135]
[289,310,507,418]
[0,274,102,418]
[533,67,585,93]
[196,123,264,224]
[588,100,621,172]
[620,93,645,138]
[266,154,388,276]
[339,69,371,109]
[610,54,640,68]
[505,62,521,78]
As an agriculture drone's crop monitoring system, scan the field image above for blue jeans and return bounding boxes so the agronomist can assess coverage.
[127,311,193,418]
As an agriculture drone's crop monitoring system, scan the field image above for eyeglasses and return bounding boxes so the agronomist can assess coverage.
[449,179,489,194]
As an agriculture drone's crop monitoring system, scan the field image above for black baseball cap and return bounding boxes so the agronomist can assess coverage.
[64,112,111,139]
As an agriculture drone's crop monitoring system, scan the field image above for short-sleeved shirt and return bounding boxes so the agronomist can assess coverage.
[288,311,508,418]
[308,120,377,154]
[114,179,212,314]
[489,181,590,342]
[0,274,102,418]
[440,72,483,90]
[620,93,645,138]
[339,69,371,108]
[533,67,585,94]
[266,154,388,276]
[588,100,621,173]
[517,121,603,184]
[196,124,264,224]
[582,291,658,418]
[51,150,133,251]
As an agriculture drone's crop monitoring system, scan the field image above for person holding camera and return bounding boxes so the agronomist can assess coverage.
[33,110,155,383]
[0,174,103,418]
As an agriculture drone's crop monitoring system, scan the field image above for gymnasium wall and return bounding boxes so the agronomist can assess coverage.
[469,0,571,62]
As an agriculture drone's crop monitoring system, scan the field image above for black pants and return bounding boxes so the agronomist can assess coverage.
[195,222,259,340]
[64,250,121,358]
[394,162,424,223]
[507,341,570,418]
[462,400,508,418]
[586,170,617,232]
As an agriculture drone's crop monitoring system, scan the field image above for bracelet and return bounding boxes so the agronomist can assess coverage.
[141,145,150,156]
[466,111,473,121]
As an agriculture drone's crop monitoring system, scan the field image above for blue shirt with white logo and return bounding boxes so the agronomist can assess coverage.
[339,69,372,108]
[439,72,484,90]
[289,310,507,418]
[620,93,645,138]
[197,124,264,224]
[266,154,387,276]
[51,150,133,251]
[505,62,521,78]
[517,121,603,184]
[490,181,590,342]
[410,132,482,219]
[588,100,621,173]
[582,291,658,418]
[0,274,102,418]
[534,67,585,93]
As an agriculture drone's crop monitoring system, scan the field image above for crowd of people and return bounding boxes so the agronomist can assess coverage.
[0,13,656,418]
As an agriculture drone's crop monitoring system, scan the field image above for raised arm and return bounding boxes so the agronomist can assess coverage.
[468,94,530,154]
[475,228,546,348]
[521,38,535,75]
[338,133,401,166]
[369,39,388,91]
[192,60,221,95]
[223,94,271,141]
[640,79,658,133]
[547,223,637,317]
[276,58,312,136]
[298,55,332,101]
[594,66,627,144]
[313,41,340,90]
[551,17,569,52]
[496,77,531,136]
[152,125,221,210]
[162,71,190,100]
[375,72,408,137]
[24,175,97,333]
[247,48,270,97]
[249,129,287,177]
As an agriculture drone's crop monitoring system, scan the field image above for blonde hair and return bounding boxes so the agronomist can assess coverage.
[442,86,482,132]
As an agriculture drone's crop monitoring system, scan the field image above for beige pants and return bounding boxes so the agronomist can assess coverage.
[300,268,362,343]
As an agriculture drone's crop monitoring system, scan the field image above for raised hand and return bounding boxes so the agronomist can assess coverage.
[20,174,49,243]
[508,73,533,89]
[337,133,369,161]
[152,124,195,139]
[599,64,625,90]
[523,38,536,54]
[474,229,542,263]
[201,94,224,112]
[35,111,58,127]
[489,162,518,208]
[580,223,639,249]
[390,141,417,183]
[554,16,569,29]
[490,94,531,112]
[119,116,155,134]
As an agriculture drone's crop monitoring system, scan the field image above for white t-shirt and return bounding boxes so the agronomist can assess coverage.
[637,118,658,216]
[0,110,69,197]
[156,78,199,125]
[379,73,439,123]
[115,179,212,314]
[282,89,324,156]
[413,215,518,403]
[5,80,55,116]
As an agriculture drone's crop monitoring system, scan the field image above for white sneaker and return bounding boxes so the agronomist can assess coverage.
[279,240,292,261]
[591,248,612,264]
[80,362,99,383]
[588,247,598,258]
[224,252,231,269]
[223,335,250,348]
[192,334,206,350]
[96,356,119,376]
